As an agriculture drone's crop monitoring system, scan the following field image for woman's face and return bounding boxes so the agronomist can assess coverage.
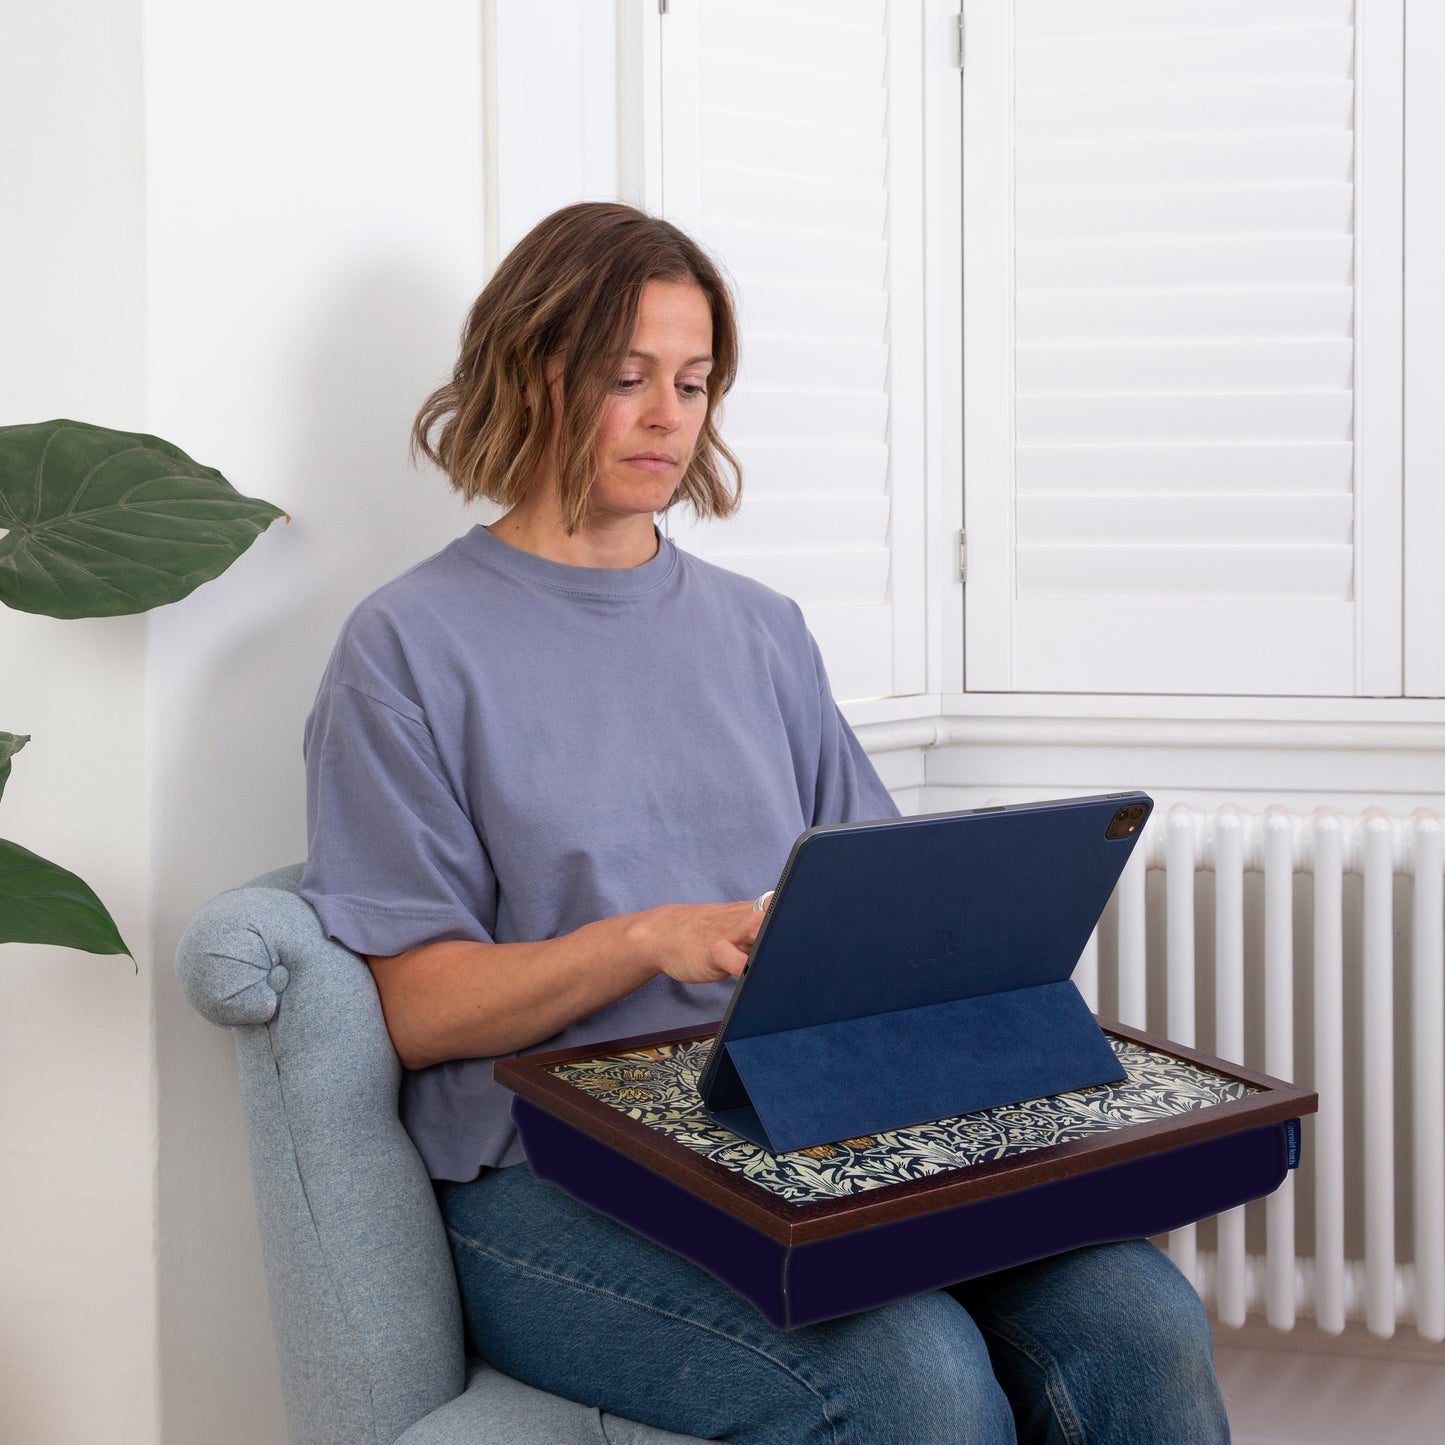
[583,278,715,527]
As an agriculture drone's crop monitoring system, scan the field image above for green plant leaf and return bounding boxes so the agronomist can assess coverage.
[0,419,286,619]
[0,732,28,804]
[0,837,131,957]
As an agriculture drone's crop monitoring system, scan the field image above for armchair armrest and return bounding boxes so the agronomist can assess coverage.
[175,872,709,1445]
[175,868,464,1444]
[176,864,323,1027]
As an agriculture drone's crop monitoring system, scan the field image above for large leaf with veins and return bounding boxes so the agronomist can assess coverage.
[0,419,285,618]
[0,838,131,956]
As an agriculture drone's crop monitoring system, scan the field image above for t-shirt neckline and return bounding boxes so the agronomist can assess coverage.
[460,523,679,599]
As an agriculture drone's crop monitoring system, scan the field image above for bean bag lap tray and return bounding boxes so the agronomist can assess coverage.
[497,1021,1315,1331]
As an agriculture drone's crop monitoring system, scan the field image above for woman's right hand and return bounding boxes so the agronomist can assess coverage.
[628,899,765,985]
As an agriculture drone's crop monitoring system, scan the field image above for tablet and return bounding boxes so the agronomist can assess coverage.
[696,791,1153,1153]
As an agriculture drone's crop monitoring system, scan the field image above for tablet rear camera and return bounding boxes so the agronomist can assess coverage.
[1106,804,1148,840]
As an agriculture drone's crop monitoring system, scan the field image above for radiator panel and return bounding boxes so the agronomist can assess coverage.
[1086,804,1445,1342]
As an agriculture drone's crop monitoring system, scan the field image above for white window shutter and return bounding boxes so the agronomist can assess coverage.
[653,0,926,704]
[962,0,1404,697]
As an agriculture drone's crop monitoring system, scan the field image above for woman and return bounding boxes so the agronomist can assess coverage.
[301,202,1229,1444]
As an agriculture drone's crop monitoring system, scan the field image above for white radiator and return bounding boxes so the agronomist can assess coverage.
[1075,804,1445,1342]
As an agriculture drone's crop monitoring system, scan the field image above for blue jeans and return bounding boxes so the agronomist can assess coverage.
[439,1164,1230,1444]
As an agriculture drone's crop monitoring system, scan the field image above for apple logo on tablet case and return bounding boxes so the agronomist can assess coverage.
[909,931,956,968]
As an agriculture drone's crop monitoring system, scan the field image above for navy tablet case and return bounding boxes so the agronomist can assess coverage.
[697,792,1152,1153]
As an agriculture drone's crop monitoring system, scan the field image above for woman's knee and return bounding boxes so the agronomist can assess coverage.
[1075,1278,1228,1445]
[963,1242,1229,1444]
[809,1293,1016,1445]
[1085,1240,1219,1384]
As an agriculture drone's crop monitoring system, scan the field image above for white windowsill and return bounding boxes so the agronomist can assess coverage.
[844,692,1445,756]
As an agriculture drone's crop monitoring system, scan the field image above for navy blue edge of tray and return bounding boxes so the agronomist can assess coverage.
[510,1095,1294,1331]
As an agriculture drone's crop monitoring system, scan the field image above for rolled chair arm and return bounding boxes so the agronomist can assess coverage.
[176,864,329,1027]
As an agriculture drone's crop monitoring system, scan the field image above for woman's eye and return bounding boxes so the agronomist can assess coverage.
[614,376,643,392]
[678,382,708,399]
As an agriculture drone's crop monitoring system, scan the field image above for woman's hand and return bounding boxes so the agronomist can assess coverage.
[628,899,765,984]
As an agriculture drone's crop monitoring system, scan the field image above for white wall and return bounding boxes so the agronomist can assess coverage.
[142,2,484,1437]
[0,3,158,1442]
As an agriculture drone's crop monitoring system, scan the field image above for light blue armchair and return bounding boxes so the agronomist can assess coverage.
[176,867,708,1445]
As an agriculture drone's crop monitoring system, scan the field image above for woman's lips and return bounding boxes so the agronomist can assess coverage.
[625,453,677,471]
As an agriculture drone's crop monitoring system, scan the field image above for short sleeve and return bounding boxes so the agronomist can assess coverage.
[300,675,498,958]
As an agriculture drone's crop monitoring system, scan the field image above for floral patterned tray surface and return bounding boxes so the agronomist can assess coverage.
[549,1034,1259,1205]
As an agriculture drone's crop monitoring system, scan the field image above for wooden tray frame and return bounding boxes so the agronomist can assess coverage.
[495,1019,1318,1247]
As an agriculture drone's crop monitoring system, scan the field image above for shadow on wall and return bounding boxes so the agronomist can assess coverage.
[150,261,478,1444]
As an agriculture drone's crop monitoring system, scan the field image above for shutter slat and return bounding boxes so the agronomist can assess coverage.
[1018,183,1354,239]
[1017,544,1353,598]
[1015,441,1354,493]
[1017,392,1354,444]
[741,337,889,393]
[701,53,885,134]
[738,281,886,342]
[694,495,890,550]
[1017,79,1354,137]
[1017,236,1353,289]
[759,0,882,27]
[704,0,884,82]
[704,162,887,234]
[704,221,886,288]
[704,109,888,187]
[1016,287,1352,342]
[1018,338,1353,391]
[726,442,889,496]
[1016,0,1352,37]
[1017,26,1353,86]
[1017,133,1353,189]
[726,388,889,443]
[1018,494,1353,544]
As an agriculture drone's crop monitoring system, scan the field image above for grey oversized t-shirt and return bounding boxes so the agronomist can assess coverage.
[301,524,897,1179]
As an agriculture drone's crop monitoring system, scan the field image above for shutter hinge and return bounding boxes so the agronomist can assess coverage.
[955,13,965,70]
[957,529,968,584]
[659,0,669,13]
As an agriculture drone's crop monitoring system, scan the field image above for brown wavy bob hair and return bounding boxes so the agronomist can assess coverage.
[413,202,741,533]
